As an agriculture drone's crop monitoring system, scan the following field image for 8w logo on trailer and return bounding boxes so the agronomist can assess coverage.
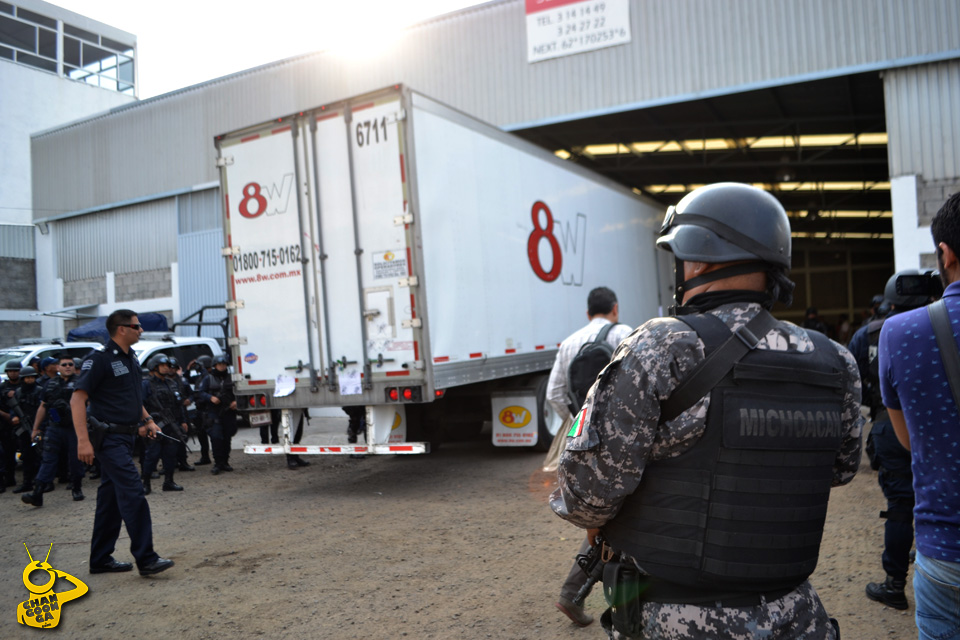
[527,200,586,285]
[237,174,295,219]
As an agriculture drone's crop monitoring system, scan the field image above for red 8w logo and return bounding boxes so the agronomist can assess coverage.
[527,201,562,282]
[236,175,294,219]
[239,182,267,218]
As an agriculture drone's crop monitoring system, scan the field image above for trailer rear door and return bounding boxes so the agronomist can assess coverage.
[218,123,319,382]
[307,92,421,392]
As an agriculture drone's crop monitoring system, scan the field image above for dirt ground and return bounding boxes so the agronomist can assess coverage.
[2,418,914,640]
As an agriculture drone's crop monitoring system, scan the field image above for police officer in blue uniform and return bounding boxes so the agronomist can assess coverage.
[71,309,173,577]
[22,355,84,505]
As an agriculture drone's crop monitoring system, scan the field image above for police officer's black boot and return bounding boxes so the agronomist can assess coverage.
[21,487,42,507]
[866,575,908,610]
[142,476,152,496]
[72,480,84,501]
[162,474,183,492]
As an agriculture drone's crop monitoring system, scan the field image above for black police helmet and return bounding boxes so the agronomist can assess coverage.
[4,360,21,371]
[213,354,229,366]
[168,357,180,370]
[657,183,791,269]
[884,269,932,309]
[73,358,82,369]
[197,355,213,369]
[146,353,171,371]
[19,366,38,378]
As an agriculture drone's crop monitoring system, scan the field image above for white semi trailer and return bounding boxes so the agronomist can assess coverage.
[214,85,668,456]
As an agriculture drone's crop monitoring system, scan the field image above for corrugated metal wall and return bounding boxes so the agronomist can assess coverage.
[177,188,221,234]
[884,59,960,180]
[176,228,227,339]
[55,198,177,281]
[0,224,35,259]
[32,0,960,217]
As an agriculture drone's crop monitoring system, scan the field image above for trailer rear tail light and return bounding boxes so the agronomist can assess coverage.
[386,387,422,402]
[247,394,268,408]
[434,389,445,398]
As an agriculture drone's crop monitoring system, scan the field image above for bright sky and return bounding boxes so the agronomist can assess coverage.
[51,1,484,99]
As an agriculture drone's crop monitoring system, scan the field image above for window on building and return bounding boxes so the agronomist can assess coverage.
[0,3,135,95]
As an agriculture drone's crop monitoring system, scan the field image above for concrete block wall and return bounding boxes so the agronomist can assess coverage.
[0,321,41,346]
[63,276,107,307]
[918,179,960,226]
[0,258,37,309]
[116,268,172,303]
[916,178,960,270]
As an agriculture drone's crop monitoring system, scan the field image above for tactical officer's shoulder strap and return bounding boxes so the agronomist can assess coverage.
[659,309,778,425]
[928,299,960,410]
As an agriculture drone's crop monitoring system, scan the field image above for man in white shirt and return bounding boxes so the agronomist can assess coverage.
[546,287,632,426]
[546,286,631,627]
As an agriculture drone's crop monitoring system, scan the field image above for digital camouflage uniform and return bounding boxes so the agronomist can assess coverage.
[551,301,864,640]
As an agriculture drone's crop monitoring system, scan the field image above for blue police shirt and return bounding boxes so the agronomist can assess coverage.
[879,281,960,563]
[75,339,144,425]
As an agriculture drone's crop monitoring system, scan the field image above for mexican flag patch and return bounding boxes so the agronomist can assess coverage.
[568,406,589,438]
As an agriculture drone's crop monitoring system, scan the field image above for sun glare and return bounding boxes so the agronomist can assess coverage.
[297,1,476,58]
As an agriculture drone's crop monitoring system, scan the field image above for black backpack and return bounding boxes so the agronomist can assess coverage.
[567,323,620,413]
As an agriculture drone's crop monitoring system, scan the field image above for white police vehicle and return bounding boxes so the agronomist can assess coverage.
[131,333,224,372]
[0,339,103,380]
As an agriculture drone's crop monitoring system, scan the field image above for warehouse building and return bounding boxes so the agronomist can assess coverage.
[0,0,136,343]
[19,0,960,340]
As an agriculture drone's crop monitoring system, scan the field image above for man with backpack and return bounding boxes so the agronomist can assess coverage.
[546,286,631,627]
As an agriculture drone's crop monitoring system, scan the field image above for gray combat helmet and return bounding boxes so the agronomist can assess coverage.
[19,366,38,377]
[656,183,792,269]
[146,353,171,372]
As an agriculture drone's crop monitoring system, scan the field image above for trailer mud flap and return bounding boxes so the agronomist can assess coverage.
[368,404,407,444]
[491,391,539,447]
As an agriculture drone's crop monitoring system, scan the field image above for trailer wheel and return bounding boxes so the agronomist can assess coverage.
[405,405,446,453]
[531,374,556,453]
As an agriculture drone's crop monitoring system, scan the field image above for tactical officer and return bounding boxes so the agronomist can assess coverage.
[165,357,195,473]
[71,309,173,576]
[188,355,213,466]
[551,183,863,639]
[22,355,85,505]
[11,366,43,494]
[196,354,237,474]
[140,354,187,494]
[0,361,23,488]
[38,357,59,388]
[848,270,932,610]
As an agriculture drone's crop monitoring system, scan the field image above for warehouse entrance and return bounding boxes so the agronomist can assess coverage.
[514,71,893,340]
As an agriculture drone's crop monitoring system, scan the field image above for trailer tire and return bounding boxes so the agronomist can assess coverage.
[405,405,446,453]
[531,375,554,453]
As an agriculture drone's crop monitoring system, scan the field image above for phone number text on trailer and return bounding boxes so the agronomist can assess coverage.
[232,245,303,273]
